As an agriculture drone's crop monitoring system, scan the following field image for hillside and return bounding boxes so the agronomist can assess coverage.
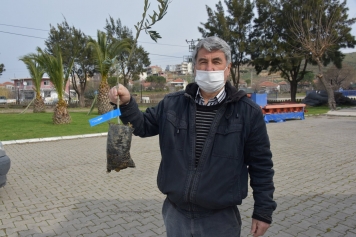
[239,51,356,86]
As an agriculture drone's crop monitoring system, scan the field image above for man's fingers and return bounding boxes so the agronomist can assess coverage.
[250,220,257,235]
[251,219,270,237]
[108,85,130,105]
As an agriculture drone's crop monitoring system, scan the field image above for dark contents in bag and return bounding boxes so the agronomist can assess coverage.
[107,123,135,173]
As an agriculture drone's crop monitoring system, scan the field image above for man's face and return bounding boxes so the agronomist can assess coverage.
[195,48,231,82]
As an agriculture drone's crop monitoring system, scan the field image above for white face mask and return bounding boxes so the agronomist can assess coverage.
[195,67,227,93]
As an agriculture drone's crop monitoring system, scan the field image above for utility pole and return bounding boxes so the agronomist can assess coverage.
[186,39,200,53]
[185,39,200,77]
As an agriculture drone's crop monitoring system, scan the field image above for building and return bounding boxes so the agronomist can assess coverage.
[146,66,163,76]
[165,65,177,72]
[176,62,193,75]
[258,81,280,93]
[169,78,188,90]
[139,72,147,81]
[0,82,15,91]
[11,77,75,103]
[278,81,290,92]
[238,80,248,89]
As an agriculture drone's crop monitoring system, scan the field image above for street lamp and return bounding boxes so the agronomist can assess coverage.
[140,83,143,103]
[17,86,19,105]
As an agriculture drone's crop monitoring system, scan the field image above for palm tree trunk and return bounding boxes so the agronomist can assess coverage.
[97,80,113,115]
[33,94,46,113]
[53,99,71,124]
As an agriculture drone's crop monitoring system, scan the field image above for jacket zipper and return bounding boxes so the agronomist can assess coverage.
[186,97,197,218]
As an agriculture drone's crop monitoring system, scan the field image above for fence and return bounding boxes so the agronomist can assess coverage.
[306,90,356,97]
[340,90,356,96]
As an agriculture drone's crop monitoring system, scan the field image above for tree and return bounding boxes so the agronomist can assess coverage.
[19,55,46,113]
[146,75,166,83]
[105,0,170,92]
[105,17,151,86]
[323,64,355,90]
[199,0,254,88]
[0,63,5,76]
[289,0,356,109]
[30,47,74,124]
[45,20,95,107]
[87,30,130,114]
[251,0,313,102]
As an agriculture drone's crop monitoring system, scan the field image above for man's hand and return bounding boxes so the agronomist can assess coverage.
[250,219,270,237]
[108,84,131,105]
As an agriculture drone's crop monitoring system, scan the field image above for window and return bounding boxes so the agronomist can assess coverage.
[24,91,35,100]
[44,80,50,85]
[44,91,51,97]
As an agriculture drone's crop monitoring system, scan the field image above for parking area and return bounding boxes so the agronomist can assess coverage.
[1,115,356,237]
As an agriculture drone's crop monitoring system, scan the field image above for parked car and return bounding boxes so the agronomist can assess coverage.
[0,96,7,104]
[0,142,11,188]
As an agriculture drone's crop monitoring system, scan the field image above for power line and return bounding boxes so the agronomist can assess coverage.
[150,54,182,58]
[0,27,185,63]
[137,41,186,47]
[0,30,46,39]
[0,23,187,47]
[0,23,48,31]
[0,31,185,59]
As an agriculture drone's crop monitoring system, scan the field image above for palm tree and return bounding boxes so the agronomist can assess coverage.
[19,55,46,113]
[87,30,130,114]
[30,47,74,124]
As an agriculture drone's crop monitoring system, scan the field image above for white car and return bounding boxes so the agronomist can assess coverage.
[0,96,7,104]
[0,142,11,188]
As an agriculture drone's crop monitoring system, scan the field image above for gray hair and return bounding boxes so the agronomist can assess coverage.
[192,36,231,67]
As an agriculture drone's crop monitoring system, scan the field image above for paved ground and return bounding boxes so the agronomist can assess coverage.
[1,115,356,237]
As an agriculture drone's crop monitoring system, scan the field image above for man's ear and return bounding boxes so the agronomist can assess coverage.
[226,63,232,76]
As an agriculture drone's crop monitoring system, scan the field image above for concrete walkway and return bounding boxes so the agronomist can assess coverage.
[1,115,356,236]
[326,106,356,117]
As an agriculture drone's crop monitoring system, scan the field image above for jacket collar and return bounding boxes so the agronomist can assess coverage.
[185,81,247,103]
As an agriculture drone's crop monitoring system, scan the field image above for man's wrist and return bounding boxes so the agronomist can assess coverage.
[252,213,272,224]
[119,96,132,107]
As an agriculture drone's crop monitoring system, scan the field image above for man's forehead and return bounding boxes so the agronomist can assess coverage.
[197,49,225,59]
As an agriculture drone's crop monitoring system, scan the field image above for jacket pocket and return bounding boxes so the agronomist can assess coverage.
[162,111,188,151]
[212,123,243,159]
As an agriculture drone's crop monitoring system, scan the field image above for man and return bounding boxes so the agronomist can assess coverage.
[109,36,276,237]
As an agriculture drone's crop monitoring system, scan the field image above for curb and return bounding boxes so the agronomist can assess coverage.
[2,132,108,145]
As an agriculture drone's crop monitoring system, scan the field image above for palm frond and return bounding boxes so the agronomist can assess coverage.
[19,55,45,96]
[31,46,68,100]
[87,30,131,81]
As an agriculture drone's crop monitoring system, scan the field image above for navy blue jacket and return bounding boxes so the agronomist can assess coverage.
[119,81,276,223]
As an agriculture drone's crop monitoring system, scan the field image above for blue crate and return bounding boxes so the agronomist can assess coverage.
[251,93,267,107]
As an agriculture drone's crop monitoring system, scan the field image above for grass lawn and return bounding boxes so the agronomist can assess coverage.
[0,106,150,141]
[0,111,111,141]
[0,104,337,141]
[304,105,330,116]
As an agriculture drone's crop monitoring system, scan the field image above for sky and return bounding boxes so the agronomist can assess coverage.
[1,0,356,83]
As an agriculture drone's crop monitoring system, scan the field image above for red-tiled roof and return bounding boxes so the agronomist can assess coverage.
[2,81,14,85]
[259,81,278,87]
[278,81,287,85]
[173,78,184,83]
[142,82,151,87]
